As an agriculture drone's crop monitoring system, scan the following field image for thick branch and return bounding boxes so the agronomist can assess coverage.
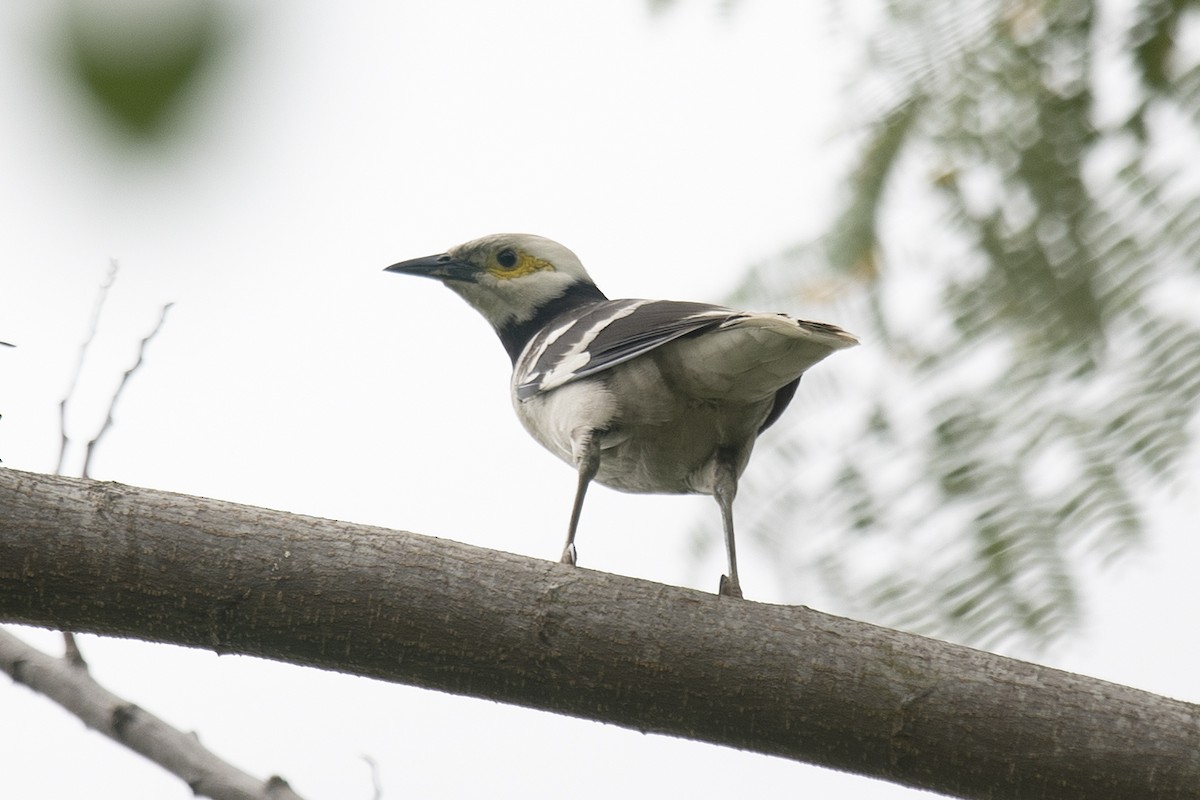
[0,628,305,800]
[1,468,1197,800]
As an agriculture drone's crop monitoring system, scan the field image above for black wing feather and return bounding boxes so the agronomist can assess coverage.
[516,300,739,400]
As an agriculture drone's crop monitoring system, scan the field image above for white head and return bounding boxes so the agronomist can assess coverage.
[385,233,599,329]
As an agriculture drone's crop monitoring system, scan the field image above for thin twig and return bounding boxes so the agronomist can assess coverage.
[56,260,119,476]
[61,631,88,670]
[362,755,383,800]
[81,302,174,479]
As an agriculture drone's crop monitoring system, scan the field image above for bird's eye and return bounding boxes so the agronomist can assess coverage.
[496,249,519,269]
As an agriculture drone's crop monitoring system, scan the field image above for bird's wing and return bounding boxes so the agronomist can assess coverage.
[515,300,735,400]
[516,300,858,402]
[654,312,859,403]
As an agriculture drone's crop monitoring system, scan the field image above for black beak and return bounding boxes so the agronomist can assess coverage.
[384,253,480,283]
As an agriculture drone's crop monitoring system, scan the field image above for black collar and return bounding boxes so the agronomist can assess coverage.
[496,281,609,364]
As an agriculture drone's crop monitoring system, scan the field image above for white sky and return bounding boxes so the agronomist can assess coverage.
[1,1,1197,798]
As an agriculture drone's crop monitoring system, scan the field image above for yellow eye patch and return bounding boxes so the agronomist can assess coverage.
[487,250,554,279]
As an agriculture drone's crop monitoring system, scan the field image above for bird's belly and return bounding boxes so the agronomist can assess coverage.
[592,413,754,495]
[515,367,770,496]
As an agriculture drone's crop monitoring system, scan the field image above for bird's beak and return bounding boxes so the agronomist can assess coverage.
[384,253,480,283]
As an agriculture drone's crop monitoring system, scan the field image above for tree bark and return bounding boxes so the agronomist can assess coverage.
[1,468,1197,800]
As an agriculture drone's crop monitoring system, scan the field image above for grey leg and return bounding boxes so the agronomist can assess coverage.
[562,429,601,565]
[712,458,743,598]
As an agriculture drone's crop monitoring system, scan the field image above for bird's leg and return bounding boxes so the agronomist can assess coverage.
[562,428,601,566]
[712,457,744,599]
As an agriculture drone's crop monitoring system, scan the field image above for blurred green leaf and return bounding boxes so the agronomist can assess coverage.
[1129,0,1199,92]
[59,0,223,138]
[825,97,924,283]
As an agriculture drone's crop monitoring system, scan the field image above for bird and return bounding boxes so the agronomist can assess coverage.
[385,234,858,598]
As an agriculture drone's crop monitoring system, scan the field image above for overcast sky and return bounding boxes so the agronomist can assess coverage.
[2,2,1197,798]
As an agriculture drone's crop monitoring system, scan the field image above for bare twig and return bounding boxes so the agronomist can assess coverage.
[2,342,14,461]
[56,260,119,476]
[362,755,383,800]
[61,631,88,670]
[81,302,173,479]
[0,628,308,800]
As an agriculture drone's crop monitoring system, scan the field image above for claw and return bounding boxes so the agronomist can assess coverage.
[718,574,743,599]
[560,542,578,566]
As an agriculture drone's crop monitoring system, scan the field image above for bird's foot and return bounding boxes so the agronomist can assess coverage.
[718,574,744,599]
[560,543,578,566]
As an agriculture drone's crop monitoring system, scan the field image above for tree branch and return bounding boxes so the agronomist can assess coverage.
[0,628,307,800]
[1,468,1197,800]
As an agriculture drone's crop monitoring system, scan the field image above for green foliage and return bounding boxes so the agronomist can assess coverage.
[730,0,1200,650]
[1129,0,1198,92]
[58,0,223,139]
